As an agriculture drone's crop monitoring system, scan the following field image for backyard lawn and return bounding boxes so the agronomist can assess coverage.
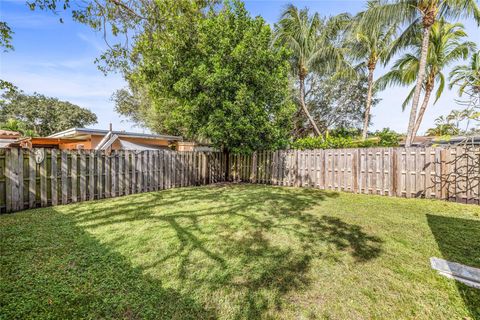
[1,184,479,319]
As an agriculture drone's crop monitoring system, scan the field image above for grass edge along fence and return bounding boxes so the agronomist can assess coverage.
[0,149,227,213]
[1,146,480,213]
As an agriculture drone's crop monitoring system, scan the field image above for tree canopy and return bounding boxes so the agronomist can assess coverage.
[360,0,480,145]
[293,74,378,137]
[0,89,97,136]
[116,1,295,153]
[274,5,350,136]
[3,0,480,145]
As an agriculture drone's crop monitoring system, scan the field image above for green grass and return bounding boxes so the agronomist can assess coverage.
[1,184,480,319]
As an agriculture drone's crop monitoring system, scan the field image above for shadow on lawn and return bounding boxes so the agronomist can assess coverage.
[427,214,480,320]
[0,210,216,319]
[64,185,383,318]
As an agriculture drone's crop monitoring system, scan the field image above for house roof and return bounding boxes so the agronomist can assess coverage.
[119,139,170,151]
[400,135,480,147]
[48,127,182,141]
[0,130,21,137]
[8,137,89,148]
[0,139,16,148]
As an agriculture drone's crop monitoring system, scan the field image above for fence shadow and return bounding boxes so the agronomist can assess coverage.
[0,210,216,319]
[427,147,480,203]
[61,184,382,318]
[427,214,480,319]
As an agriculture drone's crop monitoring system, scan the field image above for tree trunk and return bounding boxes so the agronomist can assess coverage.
[412,80,434,138]
[362,66,375,140]
[299,76,322,136]
[405,24,432,147]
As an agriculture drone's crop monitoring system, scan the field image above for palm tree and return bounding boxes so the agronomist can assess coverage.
[346,1,398,139]
[362,0,480,146]
[449,50,480,96]
[376,20,475,137]
[274,5,350,136]
[425,116,459,136]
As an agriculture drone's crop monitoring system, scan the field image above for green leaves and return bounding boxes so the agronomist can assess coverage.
[0,21,13,51]
[291,128,400,150]
[116,0,294,154]
[0,89,97,136]
[376,19,474,107]
[449,50,480,96]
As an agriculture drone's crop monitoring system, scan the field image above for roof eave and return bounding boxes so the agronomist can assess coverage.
[48,127,183,141]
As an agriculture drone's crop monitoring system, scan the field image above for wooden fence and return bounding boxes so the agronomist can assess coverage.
[227,147,480,204]
[1,146,480,213]
[0,149,227,213]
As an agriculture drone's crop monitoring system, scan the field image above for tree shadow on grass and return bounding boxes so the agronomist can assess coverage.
[427,214,480,320]
[59,184,383,318]
[0,211,216,319]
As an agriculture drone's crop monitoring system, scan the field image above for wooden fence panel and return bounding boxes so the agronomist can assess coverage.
[2,147,480,213]
[213,146,480,204]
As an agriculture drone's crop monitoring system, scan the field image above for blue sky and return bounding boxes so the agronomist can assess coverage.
[1,0,479,134]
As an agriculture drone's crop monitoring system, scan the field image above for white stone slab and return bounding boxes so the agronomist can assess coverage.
[430,257,480,289]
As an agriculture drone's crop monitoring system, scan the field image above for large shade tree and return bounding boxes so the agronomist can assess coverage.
[274,5,350,137]
[0,89,97,136]
[362,0,480,146]
[376,20,475,137]
[307,74,379,134]
[116,1,295,153]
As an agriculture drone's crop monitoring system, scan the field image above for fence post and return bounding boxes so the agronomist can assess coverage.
[251,152,257,183]
[89,151,95,201]
[202,152,207,185]
[440,149,448,200]
[71,152,78,203]
[5,148,19,212]
[79,150,86,202]
[97,151,103,199]
[425,147,432,199]
[51,149,58,205]
[61,151,68,204]
[28,149,36,208]
[352,149,358,193]
[390,148,397,197]
[226,153,231,182]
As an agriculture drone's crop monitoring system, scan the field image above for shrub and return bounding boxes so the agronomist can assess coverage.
[291,128,400,150]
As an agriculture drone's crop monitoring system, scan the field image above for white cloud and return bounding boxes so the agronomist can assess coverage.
[25,58,96,69]
[77,32,106,52]
[4,69,124,99]
[1,11,61,29]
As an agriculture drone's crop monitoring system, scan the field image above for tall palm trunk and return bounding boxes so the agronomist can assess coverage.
[413,87,433,137]
[412,76,434,137]
[405,22,433,147]
[362,65,375,140]
[299,75,321,136]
